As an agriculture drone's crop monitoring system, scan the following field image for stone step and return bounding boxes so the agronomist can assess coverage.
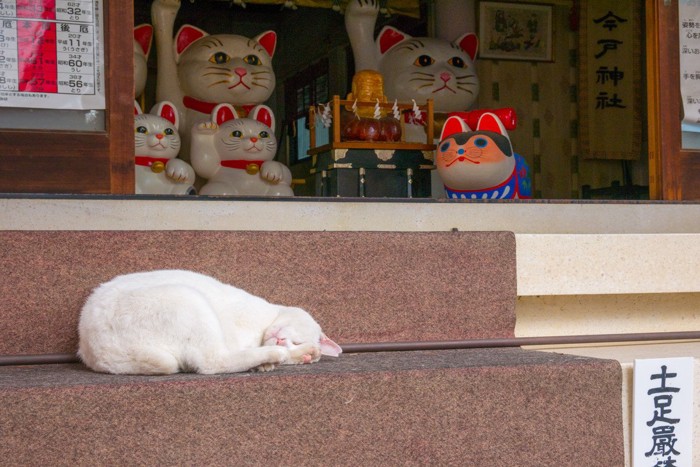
[0,230,516,356]
[0,348,623,466]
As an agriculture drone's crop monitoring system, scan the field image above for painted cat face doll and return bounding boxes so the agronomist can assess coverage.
[437,113,531,199]
[134,101,196,195]
[191,104,293,196]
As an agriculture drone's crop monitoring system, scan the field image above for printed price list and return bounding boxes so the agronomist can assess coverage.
[0,0,99,98]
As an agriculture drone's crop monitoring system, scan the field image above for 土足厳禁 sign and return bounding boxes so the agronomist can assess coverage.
[633,357,694,467]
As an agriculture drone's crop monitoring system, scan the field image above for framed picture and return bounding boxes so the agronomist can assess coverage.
[478,2,553,62]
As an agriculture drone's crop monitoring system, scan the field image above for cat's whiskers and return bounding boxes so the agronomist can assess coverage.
[456,86,476,95]
[203,72,232,77]
[208,80,231,88]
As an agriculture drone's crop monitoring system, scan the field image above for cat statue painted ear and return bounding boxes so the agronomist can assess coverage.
[133,24,153,99]
[134,101,196,195]
[345,0,479,114]
[190,104,294,196]
[437,113,532,199]
[151,0,277,160]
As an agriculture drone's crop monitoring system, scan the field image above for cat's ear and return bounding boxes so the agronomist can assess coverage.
[477,112,513,155]
[151,101,179,129]
[175,25,208,60]
[440,115,471,141]
[377,26,409,55]
[254,31,277,58]
[212,103,239,125]
[134,100,143,116]
[134,24,153,58]
[455,33,478,62]
[249,105,275,132]
[320,333,342,357]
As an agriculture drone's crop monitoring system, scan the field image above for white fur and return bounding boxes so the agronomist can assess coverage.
[78,270,341,375]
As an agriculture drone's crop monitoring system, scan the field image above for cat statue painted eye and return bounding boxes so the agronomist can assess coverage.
[231,130,243,138]
[259,130,269,138]
[209,52,231,64]
[136,126,148,134]
[448,57,466,68]
[413,54,435,67]
[243,54,261,66]
[475,137,488,148]
[164,128,175,135]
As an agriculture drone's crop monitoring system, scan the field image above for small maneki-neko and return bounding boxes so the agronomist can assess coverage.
[133,101,196,195]
[436,112,531,199]
[190,104,294,196]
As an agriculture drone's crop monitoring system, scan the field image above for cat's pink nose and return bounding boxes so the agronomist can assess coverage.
[156,134,164,139]
[250,137,258,143]
[440,72,451,82]
[234,67,247,77]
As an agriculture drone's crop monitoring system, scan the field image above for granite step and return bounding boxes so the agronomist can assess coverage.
[0,348,624,466]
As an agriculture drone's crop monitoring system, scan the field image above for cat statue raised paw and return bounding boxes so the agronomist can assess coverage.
[437,113,532,199]
[134,101,196,195]
[191,104,293,196]
[133,24,153,98]
[151,0,277,160]
[78,269,342,375]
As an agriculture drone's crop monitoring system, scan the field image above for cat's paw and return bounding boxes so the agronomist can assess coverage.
[347,0,379,15]
[284,344,321,365]
[260,163,284,184]
[165,159,195,183]
[194,122,218,135]
[252,362,277,372]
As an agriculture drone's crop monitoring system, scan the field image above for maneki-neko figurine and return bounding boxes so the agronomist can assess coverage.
[190,104,294,196]
[133,101,196,195]
[437,113,531,199]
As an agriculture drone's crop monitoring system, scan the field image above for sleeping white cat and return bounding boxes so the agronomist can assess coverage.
[78,269,342,375]
[191,103,293,196]
[134,101,196,195]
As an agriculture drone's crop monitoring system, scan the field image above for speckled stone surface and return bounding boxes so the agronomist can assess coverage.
[0,231,516,355]
[0,348,624,466]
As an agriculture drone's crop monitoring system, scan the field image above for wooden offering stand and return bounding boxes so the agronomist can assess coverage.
[308,96,436,198]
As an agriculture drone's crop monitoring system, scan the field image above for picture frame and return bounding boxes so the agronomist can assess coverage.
[478,2,553,62]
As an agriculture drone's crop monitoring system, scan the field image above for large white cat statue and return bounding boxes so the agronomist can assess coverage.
[78,269,342,375]
[151,0,277,160]
[191,103,293,196]
[134,101,196,195]
[345,0,480,116]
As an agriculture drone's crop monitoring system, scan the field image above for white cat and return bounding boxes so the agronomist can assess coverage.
[134,101,196,195]
[78,270,342,375]
[345,0,479,115]
[151,0,277,160]
[191,103,293,196]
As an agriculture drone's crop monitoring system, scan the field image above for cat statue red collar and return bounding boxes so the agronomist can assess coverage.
[436,113,532,200]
